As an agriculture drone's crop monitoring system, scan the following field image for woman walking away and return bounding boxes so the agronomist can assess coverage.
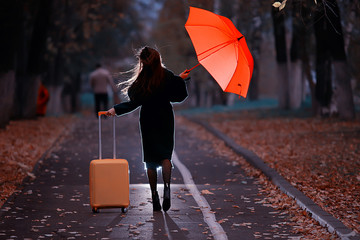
[105,46,190,212]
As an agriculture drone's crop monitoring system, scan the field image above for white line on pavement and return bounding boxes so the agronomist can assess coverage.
[172,152,228,240]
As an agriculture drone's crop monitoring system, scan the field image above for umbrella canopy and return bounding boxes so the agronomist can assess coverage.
[185,7,254,98]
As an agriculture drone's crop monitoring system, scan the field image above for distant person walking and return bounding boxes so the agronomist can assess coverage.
[90,63,117,117]
[105,47,190,212]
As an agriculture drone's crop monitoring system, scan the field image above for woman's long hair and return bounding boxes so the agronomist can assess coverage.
[118,47,165,100]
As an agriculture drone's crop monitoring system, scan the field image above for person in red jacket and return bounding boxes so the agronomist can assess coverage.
[36,82,49,116]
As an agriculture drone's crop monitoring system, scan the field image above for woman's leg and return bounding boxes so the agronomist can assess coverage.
[147,167,158,193]
[162,159,172,186]
[162,159,172,211]
[94,94,101,117]
[147,166,161,211]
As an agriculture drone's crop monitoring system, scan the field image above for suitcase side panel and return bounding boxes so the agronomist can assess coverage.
[89,159,129,208]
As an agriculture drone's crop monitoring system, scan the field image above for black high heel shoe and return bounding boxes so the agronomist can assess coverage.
[163,184,171,212]
[152,191,161,211]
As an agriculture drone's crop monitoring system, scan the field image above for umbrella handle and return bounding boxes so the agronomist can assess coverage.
[186,63,201,73]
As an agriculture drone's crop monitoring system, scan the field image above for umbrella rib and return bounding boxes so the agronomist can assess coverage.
[186,39,236,74]
[197,39,236,61]
[216,14,239,39]
[185,24,234,39]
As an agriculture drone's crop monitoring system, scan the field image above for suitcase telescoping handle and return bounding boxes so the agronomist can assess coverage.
[98,111,116,160]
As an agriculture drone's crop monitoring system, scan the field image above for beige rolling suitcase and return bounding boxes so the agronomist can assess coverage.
[89,111,130,213]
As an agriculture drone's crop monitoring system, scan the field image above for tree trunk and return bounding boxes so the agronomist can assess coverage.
[225,0,240,106]
[302,48,319,116]
[214,0,231,106]
[0,1,21,72]
[299,0,319,115]
[289,61,302,108]
[289,0,305,109]
[314,0,355,119]
[333,61,355,119]
[314,10,332,110]
[11,0,52,119]
[246,1,263,101]
[0,71,16,128]
[28,0,52,76]
[272,5,289,109]
[47,85,64,115]
[22,0,52,118]
[0,1,22,126]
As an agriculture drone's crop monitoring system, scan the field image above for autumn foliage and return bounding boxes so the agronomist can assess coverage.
[0,117,74,207]
[208,110,360,233]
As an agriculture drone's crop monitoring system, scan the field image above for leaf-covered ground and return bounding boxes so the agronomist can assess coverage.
[0,112,355,239]
[0,116,75,207]
[178,116,339,239]
[203,109,360,234]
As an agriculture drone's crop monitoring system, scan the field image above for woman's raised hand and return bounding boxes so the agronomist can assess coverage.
[179,70,190,79]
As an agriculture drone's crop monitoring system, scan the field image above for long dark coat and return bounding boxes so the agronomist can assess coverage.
[113,69,188,166]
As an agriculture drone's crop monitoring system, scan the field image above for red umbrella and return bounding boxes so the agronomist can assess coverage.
[185,7,254,98]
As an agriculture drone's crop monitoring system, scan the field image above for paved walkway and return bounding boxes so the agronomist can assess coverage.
[0,112,301,239]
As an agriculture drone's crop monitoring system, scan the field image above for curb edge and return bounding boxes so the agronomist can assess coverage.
[188,117,360,240]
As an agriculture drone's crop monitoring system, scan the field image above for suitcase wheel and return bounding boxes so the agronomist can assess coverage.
[92,208,99,213]
[121,207,127,213]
